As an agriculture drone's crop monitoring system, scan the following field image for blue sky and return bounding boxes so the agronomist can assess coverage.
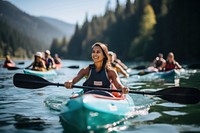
[8,0,131,25]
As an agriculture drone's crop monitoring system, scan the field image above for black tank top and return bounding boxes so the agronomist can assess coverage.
[83,64,111,88]
[155,60,163,68]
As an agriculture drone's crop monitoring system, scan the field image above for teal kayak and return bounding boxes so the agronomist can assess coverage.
[60,90,135,131]
[23,69,57,77]
[140,69,184,80]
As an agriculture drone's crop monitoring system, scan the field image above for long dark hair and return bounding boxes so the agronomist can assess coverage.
[92,42,110,70]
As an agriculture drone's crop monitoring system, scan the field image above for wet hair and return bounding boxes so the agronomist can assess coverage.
[92,42,110,69]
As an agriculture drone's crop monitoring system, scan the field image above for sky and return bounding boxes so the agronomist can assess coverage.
[8,0,130,25]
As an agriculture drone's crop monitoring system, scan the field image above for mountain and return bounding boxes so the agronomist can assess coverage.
[39,16,75,39]
[0,1,74,47]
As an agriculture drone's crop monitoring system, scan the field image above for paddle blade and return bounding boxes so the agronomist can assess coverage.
[13,73,50,89]
[18,62,25,65]
[66,65,79,69]
[7,67,21,70]
[154,87,200,104]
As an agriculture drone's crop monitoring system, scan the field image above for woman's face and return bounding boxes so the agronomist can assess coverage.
[92,46,105,63]
[167,53,174,62]
[35,56,40,62]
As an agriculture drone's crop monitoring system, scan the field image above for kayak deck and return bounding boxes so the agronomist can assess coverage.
[23,69,57,77]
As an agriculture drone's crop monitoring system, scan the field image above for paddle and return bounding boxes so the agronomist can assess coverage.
[128,70,155,77]
[129,65,146,70]
[7,65,79,70]
[7,66,22,70]
[17,62,25,65]
[13,73,200,104]
[62,65,79,69]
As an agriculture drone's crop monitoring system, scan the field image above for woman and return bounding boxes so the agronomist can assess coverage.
[3,55,15,68]
[163,52,182,71]
[26,52,46,71]
[108,51,129,78]
[64,42,129,95]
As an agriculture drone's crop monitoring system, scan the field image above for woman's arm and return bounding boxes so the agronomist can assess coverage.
[108,69,129,94]
[115,64,129,78]
[64,66,89,89]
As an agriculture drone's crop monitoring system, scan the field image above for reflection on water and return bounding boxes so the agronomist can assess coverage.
[0,60,200,133]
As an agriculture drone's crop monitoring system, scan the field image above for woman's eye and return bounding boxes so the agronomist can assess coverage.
[97,50,101,54]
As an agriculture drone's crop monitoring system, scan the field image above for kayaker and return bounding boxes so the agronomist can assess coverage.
[54,54,62,64]
[64,42,129,95]
[3,55,15,68]
[162,52,182,71]
[108,51,129,78]
[26,52,46,71]
[44,50,55,70]
[112,52,128,70]
[148,53,166,72]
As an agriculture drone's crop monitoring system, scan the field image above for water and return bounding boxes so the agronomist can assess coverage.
[0,60,200,133]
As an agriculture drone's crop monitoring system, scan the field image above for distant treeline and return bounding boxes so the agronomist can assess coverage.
[0,21,45,58]
[50,0,200,63]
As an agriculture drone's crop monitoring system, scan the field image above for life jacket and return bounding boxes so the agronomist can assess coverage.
[45,58,53,69]
[165,61,176,71]
[33,61,44,68]
[83,64,111,89]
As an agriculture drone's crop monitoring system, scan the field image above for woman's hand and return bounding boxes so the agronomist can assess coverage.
[122,86,129,94]
[64,80,73,89]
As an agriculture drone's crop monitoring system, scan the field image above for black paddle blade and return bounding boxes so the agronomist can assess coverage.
[13,73,50,89]
[7,67,21,70]
[18,62,25,65]
[154,87,200,104]
[66,65,79,69]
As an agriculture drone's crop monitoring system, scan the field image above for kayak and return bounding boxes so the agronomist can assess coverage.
[141,69,184,80]
[156,69,183,78]
[60,90,135,131]
[55,63,62,69]
[23,69,57,77]
[3,62,15,68]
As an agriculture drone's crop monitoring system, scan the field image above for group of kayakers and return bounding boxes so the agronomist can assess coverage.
[3,42,182,96]
[148,52,182,72]
[26,50,62,71]
[3,50,62,71]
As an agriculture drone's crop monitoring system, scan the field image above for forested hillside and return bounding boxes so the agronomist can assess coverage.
[0,0,75,58]
[51,0,200,62]
[0,21,45,58]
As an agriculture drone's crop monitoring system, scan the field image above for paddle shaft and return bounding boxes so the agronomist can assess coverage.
[13,73,200,104]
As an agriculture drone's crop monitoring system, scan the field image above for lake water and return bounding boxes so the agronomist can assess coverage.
[0,60,200,133]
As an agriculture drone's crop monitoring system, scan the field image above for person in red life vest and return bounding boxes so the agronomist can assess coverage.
[162,52,182,71]
[44,50,55,70]
[64,42,129,96]
[3,55,15,68]
[26,52,46,71]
